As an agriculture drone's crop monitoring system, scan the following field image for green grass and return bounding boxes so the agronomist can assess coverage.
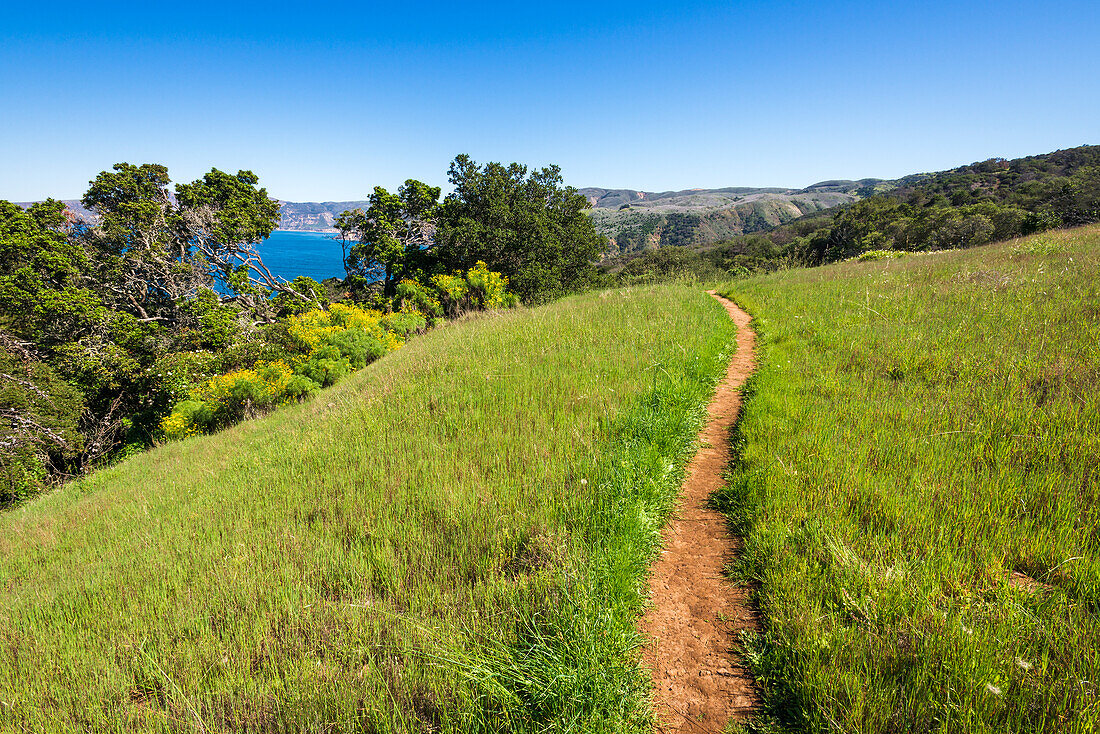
[718,225,1100,732]
[0,285,737,732]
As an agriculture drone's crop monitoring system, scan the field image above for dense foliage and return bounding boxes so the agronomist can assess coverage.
[616,246,726,284]
[434,154,606,303]
[334,156,606,306]
[335,180,441,297]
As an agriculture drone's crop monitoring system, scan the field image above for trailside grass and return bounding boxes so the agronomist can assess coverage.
[718,225,1100,732]
[0,285,737,732]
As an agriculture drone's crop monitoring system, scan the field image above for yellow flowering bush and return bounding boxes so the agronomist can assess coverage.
[394,279,442,320]
[160,403,209,440]
[162,303,421,440]
[431,261,519,317]
[160,360,318,439]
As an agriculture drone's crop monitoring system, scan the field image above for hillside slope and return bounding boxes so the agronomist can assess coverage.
[0,285,735,732]
[702,145,1100,270]
[718,224,1100,732]
[277,200,369,231]
[581,185,870,255]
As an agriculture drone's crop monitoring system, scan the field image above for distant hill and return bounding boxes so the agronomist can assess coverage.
[695,145,1100,270]
[578,183,891,255]
[276,200,368,232]
[15,199,371,233]
[14,199,97,223]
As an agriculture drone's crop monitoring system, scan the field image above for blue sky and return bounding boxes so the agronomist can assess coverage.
[2,0,1097,200]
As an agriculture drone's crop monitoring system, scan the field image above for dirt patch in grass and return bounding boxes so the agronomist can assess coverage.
[640,291,759,732]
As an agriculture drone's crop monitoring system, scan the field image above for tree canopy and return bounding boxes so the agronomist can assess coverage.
[434,154,604,302]
[82,163,318,324]
[335,180,441,297]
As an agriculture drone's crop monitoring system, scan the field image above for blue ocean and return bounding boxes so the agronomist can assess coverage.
[256,230,347,283]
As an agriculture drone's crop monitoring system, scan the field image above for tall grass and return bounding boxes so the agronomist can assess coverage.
[0,285,736,732]
[718,225,1100,732]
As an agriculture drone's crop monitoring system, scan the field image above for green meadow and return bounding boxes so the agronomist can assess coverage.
[0,285,736,732]
[718,225,1100,732]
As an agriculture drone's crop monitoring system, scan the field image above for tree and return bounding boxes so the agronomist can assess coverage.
[0,199,104,350]
[80,163,191,322]
[336,180,441,297]
[434,155,604,303]
[175,168,320,321]
[0,334,84,506]
[82,163,321,325]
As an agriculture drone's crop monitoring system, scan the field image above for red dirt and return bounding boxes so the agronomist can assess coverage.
[639,291,759,733]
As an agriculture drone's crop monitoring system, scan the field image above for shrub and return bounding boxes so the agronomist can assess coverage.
[273,276,329,317]
[431,261,519,317]
[382,308,429,337]
[200,368,275,424]
[393,278,442,319]
[297,345,352,387]
[160,400,214,440]
[1021,210,1063,235]
[320,329,387,369]
[180,288,244,350]
[162,300,426,440]
[161,360,316,438]
[0,349,84,505]
[618,246,726,284]
[855,249,907,262]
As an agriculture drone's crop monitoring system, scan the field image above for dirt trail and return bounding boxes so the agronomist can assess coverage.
[640,291,758,733]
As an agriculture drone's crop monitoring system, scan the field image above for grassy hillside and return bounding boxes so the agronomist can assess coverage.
[718,225,1100,732]
[0,285,736,732]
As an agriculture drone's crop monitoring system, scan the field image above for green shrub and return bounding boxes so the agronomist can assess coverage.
[1022,210,1063,235]
[273,276,329,317]
[618,246,726,284]
[0,350,84,505]
[181,288,244,350]
[382,308,429,337]
[431,261,520,317]
[393,278,442,319]
[319,329,387,370]
[855,249,907,262]
[282,374,320,401]
[160,400,215,440]
[161,360,318,439]
[298,346,351,387]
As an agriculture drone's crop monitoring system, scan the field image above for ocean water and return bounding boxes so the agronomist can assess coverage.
[256,230,347,283]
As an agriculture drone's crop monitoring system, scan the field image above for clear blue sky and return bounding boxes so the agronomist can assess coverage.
[2,0,1097,201]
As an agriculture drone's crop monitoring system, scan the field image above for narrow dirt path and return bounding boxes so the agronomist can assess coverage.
[639,291,758,733]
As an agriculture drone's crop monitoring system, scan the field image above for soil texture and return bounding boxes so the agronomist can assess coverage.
[639,291,759,733]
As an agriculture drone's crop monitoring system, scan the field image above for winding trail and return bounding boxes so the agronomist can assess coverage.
[640,291,759,732]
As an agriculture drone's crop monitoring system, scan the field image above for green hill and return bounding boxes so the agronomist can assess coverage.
[718,223,1100,732]
[703,145,1100,271]
[0,285,735,732]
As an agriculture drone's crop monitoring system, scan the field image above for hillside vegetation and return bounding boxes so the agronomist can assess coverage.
[2,155,606,503]
[718,225,1100,732]
[0,285,735,732]
[705,145,1100,273]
